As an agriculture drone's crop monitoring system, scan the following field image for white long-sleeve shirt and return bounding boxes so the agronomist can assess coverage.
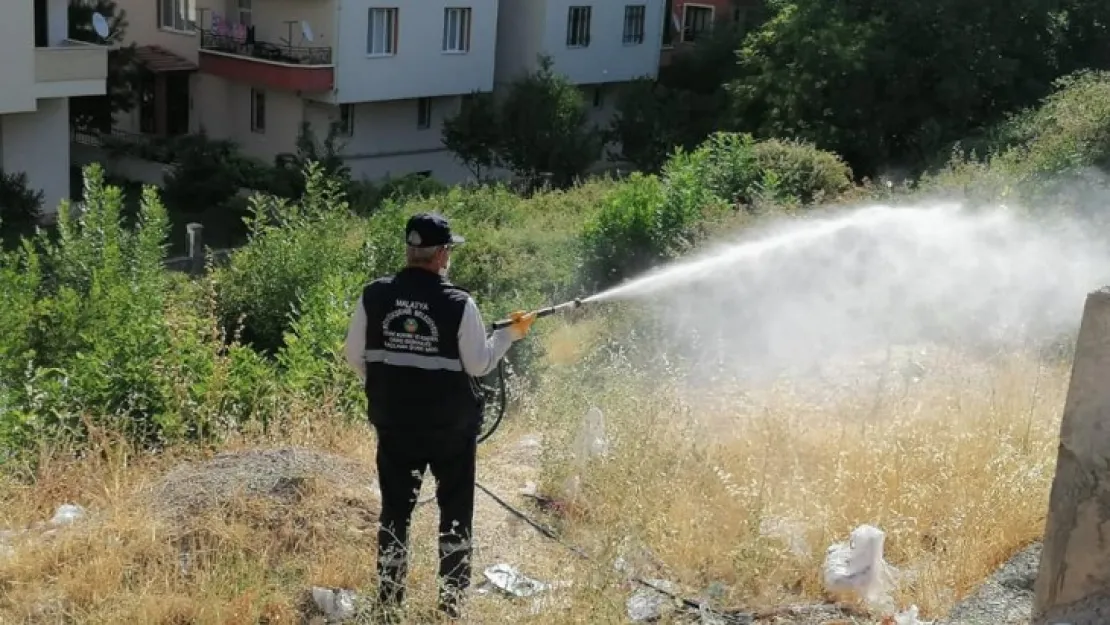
[344,294,515,382]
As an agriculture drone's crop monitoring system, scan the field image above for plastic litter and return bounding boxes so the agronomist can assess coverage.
[310,587,358,621]
[482,563,548,598]
[50,504,85,526]
[822,524,898,611]
[888,604,934,625]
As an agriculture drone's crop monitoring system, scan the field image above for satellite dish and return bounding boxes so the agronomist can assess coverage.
[301,20,314,42]
[92,12,110,38]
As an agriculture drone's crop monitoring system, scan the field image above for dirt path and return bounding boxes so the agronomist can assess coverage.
[401,431,580,620]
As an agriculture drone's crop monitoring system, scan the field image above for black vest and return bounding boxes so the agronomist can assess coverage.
[360,267,484,433]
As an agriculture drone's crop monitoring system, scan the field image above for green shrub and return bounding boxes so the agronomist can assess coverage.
[580,172,725,289]
[0,165,285,459]
[211,163,376,354]
[0,171,45,247]
[0,166,173,448]
[917,70,1110,205]
[664,132,852,209]
[751,138,853,204]
[993,70,1110,177]
[276,269,366,412]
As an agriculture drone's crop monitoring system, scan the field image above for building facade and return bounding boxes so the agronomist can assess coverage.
[4,0,107,217]
[659,0,753,65]
[493,0,666,168]
[100,0,673,185]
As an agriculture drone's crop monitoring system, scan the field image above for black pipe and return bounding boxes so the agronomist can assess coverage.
[490,298,584,330]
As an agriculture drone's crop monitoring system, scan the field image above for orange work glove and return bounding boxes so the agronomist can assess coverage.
[507,310,537,341]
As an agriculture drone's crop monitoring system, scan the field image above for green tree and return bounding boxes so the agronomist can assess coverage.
[729,0,1062,177]
[494,55,602,188]
[441,90,500,181]
[606,23,753,173]
[68,0,144,132]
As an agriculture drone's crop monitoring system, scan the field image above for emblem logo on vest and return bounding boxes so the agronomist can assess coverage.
[382,299,440,355]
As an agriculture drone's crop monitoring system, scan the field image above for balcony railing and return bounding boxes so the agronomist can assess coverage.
[199,31,332,65]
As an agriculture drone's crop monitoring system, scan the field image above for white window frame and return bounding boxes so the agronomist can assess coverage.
[622,4,646,45]
[417,98,432,130]
[159,0,196,33]
[681,3,714,43]
[251,89,265,133]
[367,7,398,56]
[566,6,591,48]
[442,7,471,53]
[339,104,354,137]
[237,0,252,27]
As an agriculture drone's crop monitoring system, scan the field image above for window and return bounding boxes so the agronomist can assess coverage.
[682,4,713,43]
[593,87,603,108]
[443,8,471,53]
[159,0,195,31]
[566,6,591,47]
[623,5,645,45]
[367,8,398,56]
[237,0,252,27]
[251,89,265,133]
[417,98,432,129]
[339,104,354,136]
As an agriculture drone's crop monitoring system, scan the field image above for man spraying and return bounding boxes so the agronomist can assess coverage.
[344,212,536,619]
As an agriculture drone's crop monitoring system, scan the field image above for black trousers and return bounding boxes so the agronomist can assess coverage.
[374,426,477,609]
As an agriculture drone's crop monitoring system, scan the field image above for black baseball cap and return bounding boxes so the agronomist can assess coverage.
[405,212,465,248]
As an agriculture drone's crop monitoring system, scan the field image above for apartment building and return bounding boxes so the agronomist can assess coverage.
[494,0,665,133]
[108,0,498,184]
[3,0,107,218]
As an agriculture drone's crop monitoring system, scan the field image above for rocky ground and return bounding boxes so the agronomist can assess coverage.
[936,542,1039,625]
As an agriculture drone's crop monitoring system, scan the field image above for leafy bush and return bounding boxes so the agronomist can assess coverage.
[0,165,290,459]
[664,132,852,210]
[751,138,853,204]
[0,171,45,246]
[580,172,726,289]
[211,163,376,354]
[277,269,366,410]
[918,70,1110,207]
[160,133,255,215]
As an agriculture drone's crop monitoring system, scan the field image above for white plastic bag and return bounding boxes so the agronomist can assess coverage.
[892,604,934,625]
[822,524,897,610]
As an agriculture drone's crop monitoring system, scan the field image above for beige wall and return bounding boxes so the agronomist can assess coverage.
[1,99,73,216]
[118,0,208,64]
[192,74,306,161]
[0,1,37,114]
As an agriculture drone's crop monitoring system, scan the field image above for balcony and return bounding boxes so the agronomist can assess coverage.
[198,31,334,93]
[34,40,108,99]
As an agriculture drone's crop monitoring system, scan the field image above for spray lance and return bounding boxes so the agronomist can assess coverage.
[489,298,586,330]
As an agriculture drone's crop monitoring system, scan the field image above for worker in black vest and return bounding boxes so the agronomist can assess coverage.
[344,211,536,620]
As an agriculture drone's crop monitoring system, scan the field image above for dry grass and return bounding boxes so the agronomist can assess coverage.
[0,322,1069,624]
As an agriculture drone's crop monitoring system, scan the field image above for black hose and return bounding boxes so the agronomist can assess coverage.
[476,358,507,445]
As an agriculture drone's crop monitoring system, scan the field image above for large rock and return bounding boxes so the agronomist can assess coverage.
[1033,288,1110,624]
